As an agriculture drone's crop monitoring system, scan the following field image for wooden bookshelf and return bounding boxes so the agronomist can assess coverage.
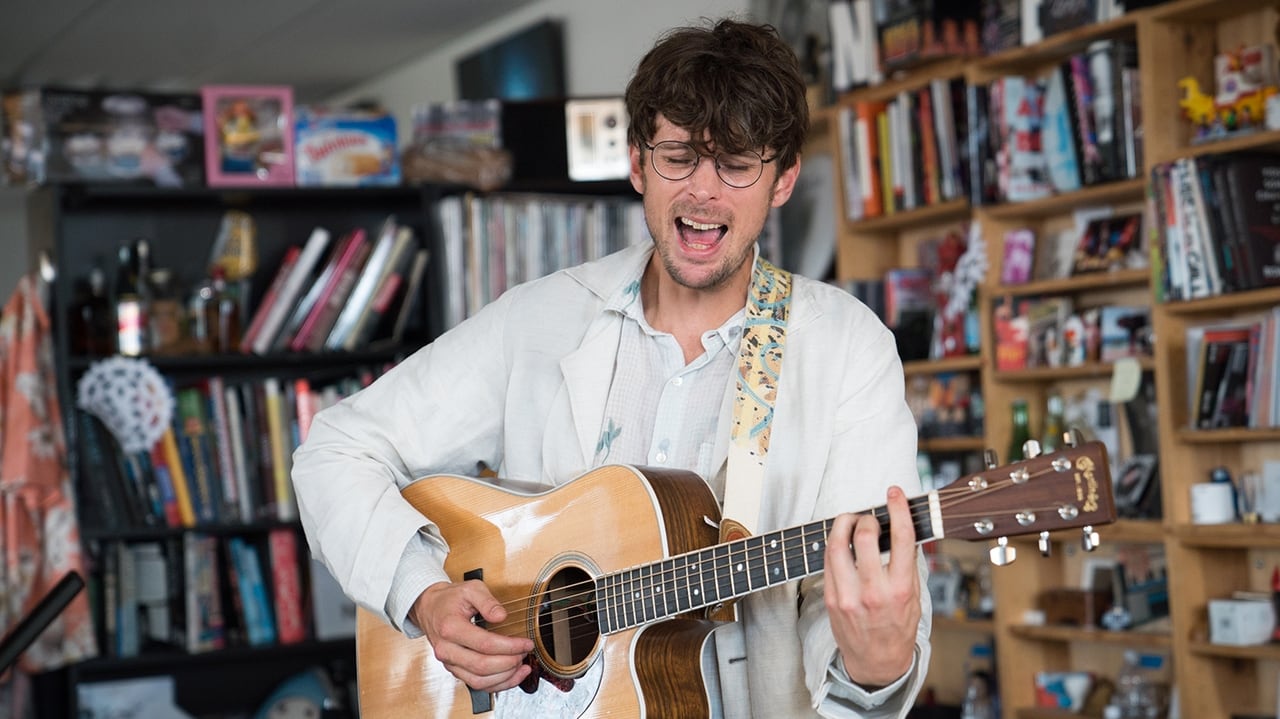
[979,178,1148,221]
[844,198,971,235]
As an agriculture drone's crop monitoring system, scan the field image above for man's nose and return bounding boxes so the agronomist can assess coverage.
[685,156,722,201]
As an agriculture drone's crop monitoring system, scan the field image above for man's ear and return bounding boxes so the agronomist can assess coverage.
[770,154,802,208]
[629,143,645,194]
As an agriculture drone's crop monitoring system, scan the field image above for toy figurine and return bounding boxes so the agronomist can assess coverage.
[1178,45,1280,141]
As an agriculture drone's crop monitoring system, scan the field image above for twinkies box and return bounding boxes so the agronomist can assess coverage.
[294,107,400,186]
[2,87,205,187]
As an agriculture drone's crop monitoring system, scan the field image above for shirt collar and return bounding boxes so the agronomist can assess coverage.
[605,245,759,346]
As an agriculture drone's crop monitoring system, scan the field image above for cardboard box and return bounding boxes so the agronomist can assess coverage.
[1208,598,1276,646]
[294,107,400,186]
[2,87,204,187]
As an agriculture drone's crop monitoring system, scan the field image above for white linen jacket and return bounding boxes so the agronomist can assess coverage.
[293,242,931,718]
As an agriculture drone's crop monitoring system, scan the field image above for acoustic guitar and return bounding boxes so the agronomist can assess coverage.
[356,441,1115,718]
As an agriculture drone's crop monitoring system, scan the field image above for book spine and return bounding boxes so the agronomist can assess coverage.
[222,384,254,523]
[290,228,369,352]
[159,428,195,527]
[268,528,307,644]
[146,444,182,528]
[240,245,301,354]
[250,227,332,354]
[262,378,296,521]
[205,377,239,520]
[327,219,399,350]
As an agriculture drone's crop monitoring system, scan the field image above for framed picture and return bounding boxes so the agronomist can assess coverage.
[1072,212,1142,275]
[201,85,294,186]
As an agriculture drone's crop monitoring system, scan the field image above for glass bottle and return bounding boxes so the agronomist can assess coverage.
[1041,393,1065,453]
[147,268,184,354]
[960,643,997,719]
[70,265,113,356]
[1008,398,1032,462]
[1110,650,1157,718]
[114,241,147,356]
[193,266,242,354]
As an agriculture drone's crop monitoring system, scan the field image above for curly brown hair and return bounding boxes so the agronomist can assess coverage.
[624,18,809,173]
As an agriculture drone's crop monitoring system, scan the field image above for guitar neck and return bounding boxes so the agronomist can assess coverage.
[596,493,940,634]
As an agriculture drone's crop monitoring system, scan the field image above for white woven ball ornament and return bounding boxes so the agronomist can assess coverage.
[75,356,174,453]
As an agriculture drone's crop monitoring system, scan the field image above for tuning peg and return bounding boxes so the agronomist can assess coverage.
[1065,427,1083,448]
[989,536,1017,566]
[1038,531,1052,557]
[1081,525,1100,552]
[1022,439,1042,459]
[983,449,998,469]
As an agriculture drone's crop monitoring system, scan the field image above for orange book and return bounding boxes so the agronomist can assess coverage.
[854,100,886,218]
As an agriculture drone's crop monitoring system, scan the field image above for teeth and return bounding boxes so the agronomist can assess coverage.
[680,217,722,232]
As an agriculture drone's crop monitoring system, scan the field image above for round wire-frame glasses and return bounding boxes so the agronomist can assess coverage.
[643,140,776,188]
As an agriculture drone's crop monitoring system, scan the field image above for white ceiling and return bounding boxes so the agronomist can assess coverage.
[0,0,539,103]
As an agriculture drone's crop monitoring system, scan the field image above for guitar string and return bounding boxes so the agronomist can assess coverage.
[478,489,1075,647]
[482,487,1087,654]
[469,463,1084,639]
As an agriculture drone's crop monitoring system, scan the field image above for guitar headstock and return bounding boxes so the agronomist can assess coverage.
[937,440,1115,555]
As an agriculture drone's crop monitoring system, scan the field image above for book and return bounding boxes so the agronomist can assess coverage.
[1000,228,1036,285]
[204,377,240,520]
[228,537,276,646]
[1223,154,1280,289]
[324,217,398,349]
[221,383,253,523]
[175,387,221,524]
[384,247,430,346]
[855,100,887,218]
[1188,323,1253,427]
[158,427,196,527]
[246,228,331,354]
[262,378,296,521]
[182,532,225,652]
[145,442,181,528]
[930,77,961,200]
[334,222,416,350]
[271,228,367,351]
[239,245,300,353]
[290,227,372,352]
[1042,66,1082,194]
[267,528,306,644]
[837,106,863,222]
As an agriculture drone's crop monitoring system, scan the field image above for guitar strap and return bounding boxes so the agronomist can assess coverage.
[721,257,792,543]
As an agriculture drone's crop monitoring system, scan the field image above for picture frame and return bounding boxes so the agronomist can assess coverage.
[201,85,295,187]
[1071,212,1142,275]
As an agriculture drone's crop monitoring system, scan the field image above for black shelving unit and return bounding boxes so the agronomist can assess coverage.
[28,182,441,719]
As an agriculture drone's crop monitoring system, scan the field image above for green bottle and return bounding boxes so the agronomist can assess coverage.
[1041,393,1065,453]
[1008,398,1032,462]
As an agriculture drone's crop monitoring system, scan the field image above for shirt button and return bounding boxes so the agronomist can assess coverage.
[671,377,683,387]
[655,451,668,464]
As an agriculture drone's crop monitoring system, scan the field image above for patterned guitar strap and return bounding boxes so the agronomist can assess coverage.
[721,257,792,546]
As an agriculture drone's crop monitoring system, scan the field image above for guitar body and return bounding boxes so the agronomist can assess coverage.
[356,465,725,719]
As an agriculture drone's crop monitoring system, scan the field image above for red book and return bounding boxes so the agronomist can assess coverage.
[289,228,371,352]
[240,246,301,353]
[268,528,307,644]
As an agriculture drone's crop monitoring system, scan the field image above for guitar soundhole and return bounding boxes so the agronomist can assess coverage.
[535,565,599,677]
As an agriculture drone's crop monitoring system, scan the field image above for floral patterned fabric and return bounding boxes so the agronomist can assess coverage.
[0,275,96,678]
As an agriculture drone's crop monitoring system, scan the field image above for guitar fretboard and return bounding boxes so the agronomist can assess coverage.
[595,494,937,634]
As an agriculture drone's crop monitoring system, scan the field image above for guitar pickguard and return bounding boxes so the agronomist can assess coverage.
[492,652,604,718]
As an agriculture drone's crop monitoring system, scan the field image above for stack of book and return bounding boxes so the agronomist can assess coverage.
[240,216,429,355]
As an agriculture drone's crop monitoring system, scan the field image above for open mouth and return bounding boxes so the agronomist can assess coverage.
[677,216,727,251]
